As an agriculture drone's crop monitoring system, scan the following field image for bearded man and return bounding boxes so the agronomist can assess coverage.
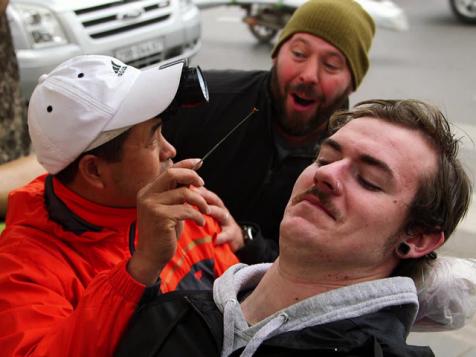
[164,0,376,263]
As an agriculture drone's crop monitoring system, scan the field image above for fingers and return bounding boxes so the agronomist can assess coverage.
[129,159,209,285]
[215,220,245,251]
[193,186,225,208]
[140,158,204,193]
[162,167,205,190]
[215,231,232,245]
[194,186,231,226]
[207,204,230,225]
[172,158,203,170]
[198,191,245,251]
[138,163,206,205]
[151,186,211,216]
[141,202,206,227]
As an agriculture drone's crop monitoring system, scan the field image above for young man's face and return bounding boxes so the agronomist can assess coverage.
[271,33,353,137]
[280,118,438,278]
[104,117,176,207]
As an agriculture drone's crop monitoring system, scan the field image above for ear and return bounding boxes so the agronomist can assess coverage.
[396,231,445,259]
[77,154,106,190]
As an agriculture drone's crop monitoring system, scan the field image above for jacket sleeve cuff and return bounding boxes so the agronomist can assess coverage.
[108,260,147,304]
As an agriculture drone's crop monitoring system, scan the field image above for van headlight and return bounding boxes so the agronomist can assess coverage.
[13,4,68,48]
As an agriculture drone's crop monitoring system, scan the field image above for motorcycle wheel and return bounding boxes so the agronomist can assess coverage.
[248,24,278,43]
[450,0,476,24]
[245,4,279,43]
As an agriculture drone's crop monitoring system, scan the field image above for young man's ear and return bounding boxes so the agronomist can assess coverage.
[395,231,445,259]
[77,154,105,189]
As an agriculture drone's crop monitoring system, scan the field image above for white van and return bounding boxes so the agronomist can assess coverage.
[6,0,202,100]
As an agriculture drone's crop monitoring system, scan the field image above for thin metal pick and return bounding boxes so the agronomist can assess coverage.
[192,107,259,170]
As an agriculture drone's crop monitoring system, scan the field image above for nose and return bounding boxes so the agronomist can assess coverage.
[299,59,319,84]
[313,162,342,195]
[159,135,177,161]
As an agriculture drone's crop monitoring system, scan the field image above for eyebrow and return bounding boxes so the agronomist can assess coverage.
[321,138,395,179]
[292,36,345,59]
[326,52,346,63]
[291,36,310,46]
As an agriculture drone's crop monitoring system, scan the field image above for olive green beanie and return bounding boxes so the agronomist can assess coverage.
[271,0,375,89]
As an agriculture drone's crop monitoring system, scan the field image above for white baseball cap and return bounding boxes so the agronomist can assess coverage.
[28,55,184,174]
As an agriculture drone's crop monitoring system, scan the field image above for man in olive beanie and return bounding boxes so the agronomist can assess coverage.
[164,0,377,265]
[272,0,375,89]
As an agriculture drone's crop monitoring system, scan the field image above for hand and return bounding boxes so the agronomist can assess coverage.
[194,186,245,252]
[128,159,210,286]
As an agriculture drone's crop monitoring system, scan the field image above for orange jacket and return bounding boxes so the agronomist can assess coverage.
[0,175,238,356]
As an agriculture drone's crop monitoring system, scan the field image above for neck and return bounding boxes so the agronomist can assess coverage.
[241,257,394,324]
[241,259,332,324]
[273,121,327,148]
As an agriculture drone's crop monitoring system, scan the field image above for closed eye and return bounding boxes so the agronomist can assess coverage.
[358,176,381,192]
[316,159,330,167]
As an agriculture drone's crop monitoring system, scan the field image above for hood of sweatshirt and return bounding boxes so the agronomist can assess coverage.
[213,263,419,357]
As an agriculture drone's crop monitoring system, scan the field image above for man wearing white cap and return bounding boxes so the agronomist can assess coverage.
[0,55,238,356]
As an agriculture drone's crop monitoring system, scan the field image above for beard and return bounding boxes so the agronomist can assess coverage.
[269,65,352,137]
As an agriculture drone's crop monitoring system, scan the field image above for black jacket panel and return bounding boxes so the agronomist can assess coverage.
[116,291,434,357]
[116,291,222,357]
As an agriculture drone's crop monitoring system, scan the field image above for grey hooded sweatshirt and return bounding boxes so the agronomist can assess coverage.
[213,263,419,357]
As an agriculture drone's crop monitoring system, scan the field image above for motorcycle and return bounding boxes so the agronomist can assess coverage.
[193,0,409,43]
[450,0,476,24]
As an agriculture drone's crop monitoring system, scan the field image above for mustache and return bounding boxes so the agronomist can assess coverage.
[292,186,341,221]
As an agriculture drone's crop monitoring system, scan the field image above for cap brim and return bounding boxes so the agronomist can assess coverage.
[105,61,184,130]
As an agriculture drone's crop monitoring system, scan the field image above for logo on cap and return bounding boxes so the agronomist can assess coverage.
[111,60,128,76]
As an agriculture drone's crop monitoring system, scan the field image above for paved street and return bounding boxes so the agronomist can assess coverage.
[191,0,476,355]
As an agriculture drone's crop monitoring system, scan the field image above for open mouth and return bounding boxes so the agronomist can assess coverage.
[292,94,315,106]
